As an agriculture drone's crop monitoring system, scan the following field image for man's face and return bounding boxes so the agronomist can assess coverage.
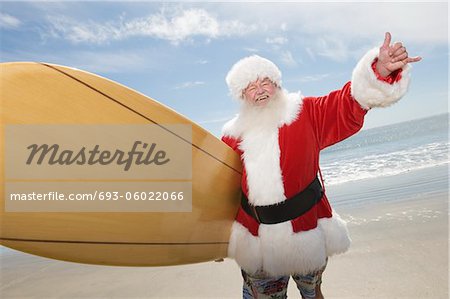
[242,77,278,106]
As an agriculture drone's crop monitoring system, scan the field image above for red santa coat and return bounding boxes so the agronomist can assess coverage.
[221,48,410,276]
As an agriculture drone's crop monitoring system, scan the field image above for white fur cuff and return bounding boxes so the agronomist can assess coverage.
[351,47,411,110]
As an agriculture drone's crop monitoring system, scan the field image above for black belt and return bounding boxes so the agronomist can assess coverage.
[241,177,323,224]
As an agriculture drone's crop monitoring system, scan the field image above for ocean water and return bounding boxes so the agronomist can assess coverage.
[321,113,449,186]
[321,113,449,206]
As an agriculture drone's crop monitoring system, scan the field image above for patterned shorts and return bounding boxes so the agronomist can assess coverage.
[241,260,327,299]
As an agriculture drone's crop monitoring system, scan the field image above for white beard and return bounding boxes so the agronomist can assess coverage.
[223,89,303,206]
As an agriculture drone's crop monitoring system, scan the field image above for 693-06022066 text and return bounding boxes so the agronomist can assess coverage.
[8,191,185,201]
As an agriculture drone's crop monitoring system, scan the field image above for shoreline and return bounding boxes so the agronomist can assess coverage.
[326,163,448,208]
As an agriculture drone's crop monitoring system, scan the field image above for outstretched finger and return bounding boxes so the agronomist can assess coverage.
[406,56,422,63]
[382,32,392,48]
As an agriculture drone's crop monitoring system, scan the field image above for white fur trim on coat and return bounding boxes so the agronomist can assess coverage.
[222,89,351,276]
[351,47,411,110]
[221,91,303,206]
[228,212,351,277]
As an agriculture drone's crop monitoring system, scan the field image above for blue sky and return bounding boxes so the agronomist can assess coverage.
[1,1,448,137]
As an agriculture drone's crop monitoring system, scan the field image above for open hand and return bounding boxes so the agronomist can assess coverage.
[376,32,422,77]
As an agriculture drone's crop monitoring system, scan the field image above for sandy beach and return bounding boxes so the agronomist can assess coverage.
[1,194,447,298]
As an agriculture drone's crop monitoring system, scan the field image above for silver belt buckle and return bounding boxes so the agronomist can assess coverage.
[251,205,261,223]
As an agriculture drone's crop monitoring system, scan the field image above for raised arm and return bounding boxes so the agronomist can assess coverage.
[305,32,421,150]
[351,32,421,110]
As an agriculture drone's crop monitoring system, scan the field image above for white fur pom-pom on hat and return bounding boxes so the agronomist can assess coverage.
[226,55,282,100]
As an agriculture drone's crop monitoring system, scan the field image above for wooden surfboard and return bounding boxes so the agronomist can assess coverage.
[0,62,242,266]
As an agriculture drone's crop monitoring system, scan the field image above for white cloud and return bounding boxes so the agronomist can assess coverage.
[215,2,447,45]
[0,13,21,29]
[280,51,298,67]
[314,36,351,62]
[125,8,220,43]
[298,73,331,83]
[174,81,205,90]
[244,47,259,53]
[265,36,288,45]
[46,8,257,45]
[45,16,120,44]
[305,47,316,61]
[297,3,447,45]
[212,2,447,67]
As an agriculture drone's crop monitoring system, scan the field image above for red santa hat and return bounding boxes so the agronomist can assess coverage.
[226,55,282,100]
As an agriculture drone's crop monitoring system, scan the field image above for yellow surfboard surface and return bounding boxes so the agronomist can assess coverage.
[0,62,242,266]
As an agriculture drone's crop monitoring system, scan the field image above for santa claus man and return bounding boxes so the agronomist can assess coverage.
[221,32,421,298]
